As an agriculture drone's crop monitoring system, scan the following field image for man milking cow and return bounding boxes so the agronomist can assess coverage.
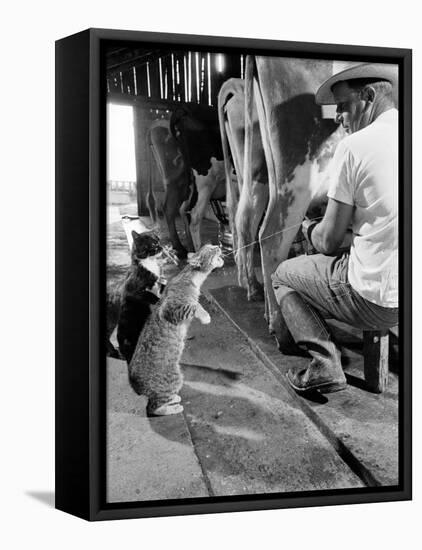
[271,63,399,393]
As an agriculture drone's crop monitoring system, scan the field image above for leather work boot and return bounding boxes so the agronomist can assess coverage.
[286,358,347,393]
[278,290,347,393]
[273,314,310,358]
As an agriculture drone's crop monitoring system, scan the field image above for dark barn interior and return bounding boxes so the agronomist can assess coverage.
[106,45,244,216]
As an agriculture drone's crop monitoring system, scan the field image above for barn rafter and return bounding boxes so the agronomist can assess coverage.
[106,45,244,107]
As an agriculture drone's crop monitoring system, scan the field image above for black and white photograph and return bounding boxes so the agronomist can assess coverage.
[4,0,421,545]
[104,41,403,504]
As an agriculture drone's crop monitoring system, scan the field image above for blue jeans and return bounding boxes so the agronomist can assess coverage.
[271,253,398,366]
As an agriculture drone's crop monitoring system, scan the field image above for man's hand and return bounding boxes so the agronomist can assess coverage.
[304,198,354,255]
[301,218,318,254]
[302,218,318,245]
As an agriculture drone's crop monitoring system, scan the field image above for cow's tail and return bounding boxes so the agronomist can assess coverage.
[185,169,198,223]
[217,78,244,259]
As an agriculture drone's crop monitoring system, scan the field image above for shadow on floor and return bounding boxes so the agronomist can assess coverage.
[146,363,244,442]
[26,491,55,508]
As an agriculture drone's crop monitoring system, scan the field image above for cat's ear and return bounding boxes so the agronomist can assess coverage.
[131,230,141,241]
[160,301,196,324]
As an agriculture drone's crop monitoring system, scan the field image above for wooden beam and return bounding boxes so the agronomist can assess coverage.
[106,48,164,73]
[107,92,182,111]
[108,73,121,93]
[132,67,137,95]
[132,106,150,216]
[183,54,188,102]
[149,58,160,100]
[158,57,164,99]
[195,52,200,102]
[171,53,176,101]
[225,53,242,79]
[207,52,212,105]
[200,53,207,104]
[121,69,134,95]
[175,54,182,101]
[363,330,390,393]
[166,54,173,101]
[134,64,147,96]
[210,53,224,106]
[190,51,197,103]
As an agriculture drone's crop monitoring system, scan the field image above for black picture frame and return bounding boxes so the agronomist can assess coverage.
[55,28,412,521]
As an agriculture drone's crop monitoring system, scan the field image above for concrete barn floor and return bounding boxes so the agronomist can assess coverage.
[106,202,399,503]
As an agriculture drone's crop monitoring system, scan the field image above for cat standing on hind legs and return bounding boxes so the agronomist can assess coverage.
[129,244,224,416]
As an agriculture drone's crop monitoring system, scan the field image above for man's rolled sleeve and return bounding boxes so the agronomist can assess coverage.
[326,140,355,206]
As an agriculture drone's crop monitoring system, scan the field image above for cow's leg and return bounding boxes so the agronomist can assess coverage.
[179,193,195,252]
[239,56,266,302]
[221,80,268,301]
[223,122,241,257]
[219,80,255,273]
[146,145,159,226]
[163,184,188,258]
[252,72,308,334]
[148,138,164,229]
[225,126,241,259]
[189,179,216,251]
[235,180,267,301]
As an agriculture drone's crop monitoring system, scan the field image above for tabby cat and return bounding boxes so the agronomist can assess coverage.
[107,230,163,361]
[129,244,224,416]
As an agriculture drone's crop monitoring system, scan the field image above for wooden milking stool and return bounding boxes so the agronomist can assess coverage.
[363,327,397,393]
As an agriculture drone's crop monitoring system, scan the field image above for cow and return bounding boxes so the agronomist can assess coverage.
[169,103,226,252]
[218,57,345,340]
[147,119,194,257]
[147,105,226,258]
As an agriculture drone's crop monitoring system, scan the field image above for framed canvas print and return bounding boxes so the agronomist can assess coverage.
[55,28,412,521]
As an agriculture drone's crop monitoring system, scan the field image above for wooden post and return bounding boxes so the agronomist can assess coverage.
[135,64,148,97]
[199,53,206,104]
[109,72,121,93]
[207,52,212,105]
[165,55,173,101]
[196,52,201,102]
[132,105,150,216]
[122,69,133,95]
[363,330,390,393]
[158,57,164,99]
[149,59,160,100]
[190,51,197,103]
[171,53,176,101]
[183,53,188,102]
[225,54,241,79]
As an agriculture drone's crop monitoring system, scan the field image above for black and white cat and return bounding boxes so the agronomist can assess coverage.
[107,230,164,362]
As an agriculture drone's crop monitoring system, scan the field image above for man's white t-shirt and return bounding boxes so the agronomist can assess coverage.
[327,108,398,308]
